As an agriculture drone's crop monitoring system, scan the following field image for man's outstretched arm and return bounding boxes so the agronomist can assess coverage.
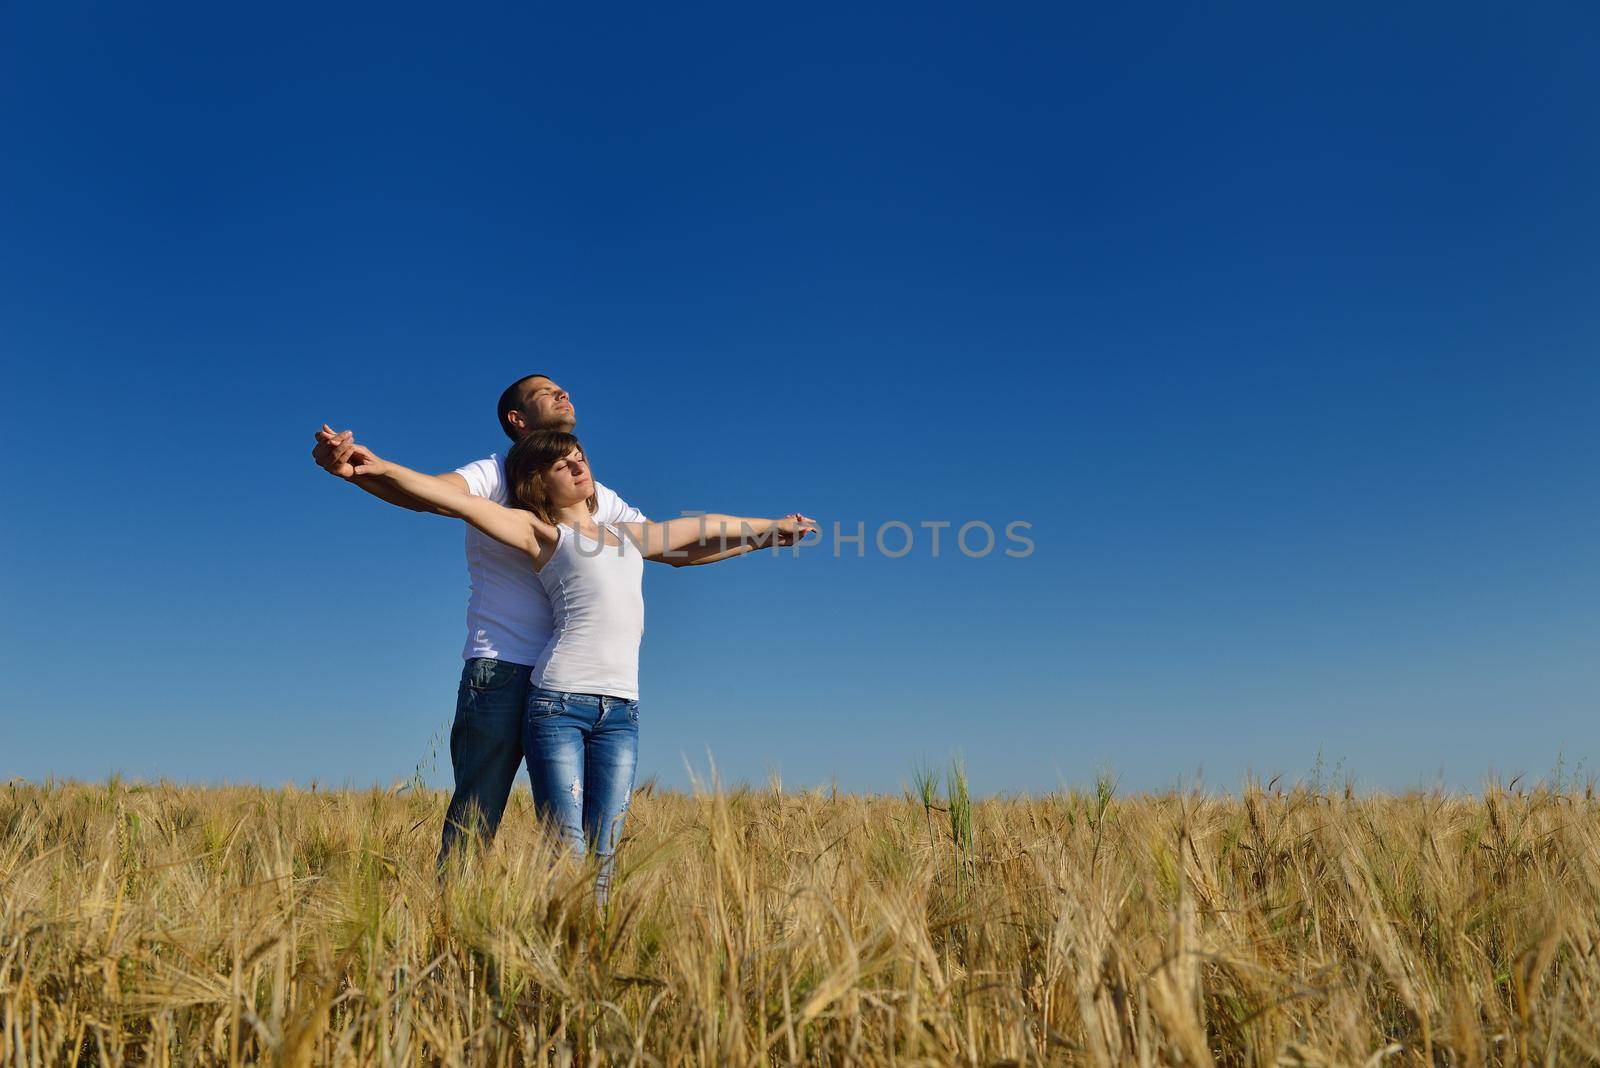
[312,425,469,514]
[649,541,758,567]
[643,513,816,567]
[604,489,765,568]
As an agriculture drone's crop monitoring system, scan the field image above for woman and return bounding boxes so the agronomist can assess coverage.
[349,430,814,902]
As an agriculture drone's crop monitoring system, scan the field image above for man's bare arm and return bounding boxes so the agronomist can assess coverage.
[643,511,814,566]
[350,454,553,559]
[647,541,757,567]
[621,515,816,561]
[352,468,470,514]
[313,425,469,514]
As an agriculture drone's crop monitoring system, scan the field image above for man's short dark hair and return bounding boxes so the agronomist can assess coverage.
[497,373,550,441]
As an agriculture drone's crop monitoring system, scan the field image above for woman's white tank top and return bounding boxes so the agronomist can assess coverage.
[532,522,645,700]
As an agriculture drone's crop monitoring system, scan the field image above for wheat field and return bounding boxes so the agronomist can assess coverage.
[3,770,1599,1066]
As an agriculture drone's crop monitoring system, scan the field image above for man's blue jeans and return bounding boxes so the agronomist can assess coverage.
[437,657,532,867]
[524,686,640,904]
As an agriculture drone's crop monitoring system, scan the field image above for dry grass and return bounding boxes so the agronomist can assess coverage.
[4,771,1600,1066]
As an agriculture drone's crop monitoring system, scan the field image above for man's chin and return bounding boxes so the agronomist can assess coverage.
[546,414,577,432]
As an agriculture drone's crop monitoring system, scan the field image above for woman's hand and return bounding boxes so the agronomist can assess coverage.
[346,445,389,478]
[768,513,818,546]
[313,424,361,478]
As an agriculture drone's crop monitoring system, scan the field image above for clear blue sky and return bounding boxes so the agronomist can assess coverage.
[3,4,1597,794]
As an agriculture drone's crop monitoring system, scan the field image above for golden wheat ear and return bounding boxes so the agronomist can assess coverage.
[7,776,1596,1063]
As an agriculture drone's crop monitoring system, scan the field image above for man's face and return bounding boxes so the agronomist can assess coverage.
[511,377,576,435]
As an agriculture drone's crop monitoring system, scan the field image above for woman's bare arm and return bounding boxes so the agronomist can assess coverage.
[314,424,472,514]
[350,450,556,560]
[618,514,816,558]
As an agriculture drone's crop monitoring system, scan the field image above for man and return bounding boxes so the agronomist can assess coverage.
[312,373,762,865]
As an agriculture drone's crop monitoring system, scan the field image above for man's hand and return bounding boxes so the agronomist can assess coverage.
[312,424,361,479]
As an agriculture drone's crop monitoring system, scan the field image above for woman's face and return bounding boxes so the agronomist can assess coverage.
[545,447,593,507]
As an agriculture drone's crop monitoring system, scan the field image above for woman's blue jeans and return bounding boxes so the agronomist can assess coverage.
[524,686,639,904]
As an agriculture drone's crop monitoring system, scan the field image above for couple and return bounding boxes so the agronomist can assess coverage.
[313,373,814,901]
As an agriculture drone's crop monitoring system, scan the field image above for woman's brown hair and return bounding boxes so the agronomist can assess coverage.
[503,429,598,524]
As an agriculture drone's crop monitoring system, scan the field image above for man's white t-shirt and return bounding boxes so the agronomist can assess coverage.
[454,453,647,665]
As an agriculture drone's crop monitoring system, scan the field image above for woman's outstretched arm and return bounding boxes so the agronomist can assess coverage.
[313,423,471,514]
[619,514,817,558]
[350,449,555,560]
